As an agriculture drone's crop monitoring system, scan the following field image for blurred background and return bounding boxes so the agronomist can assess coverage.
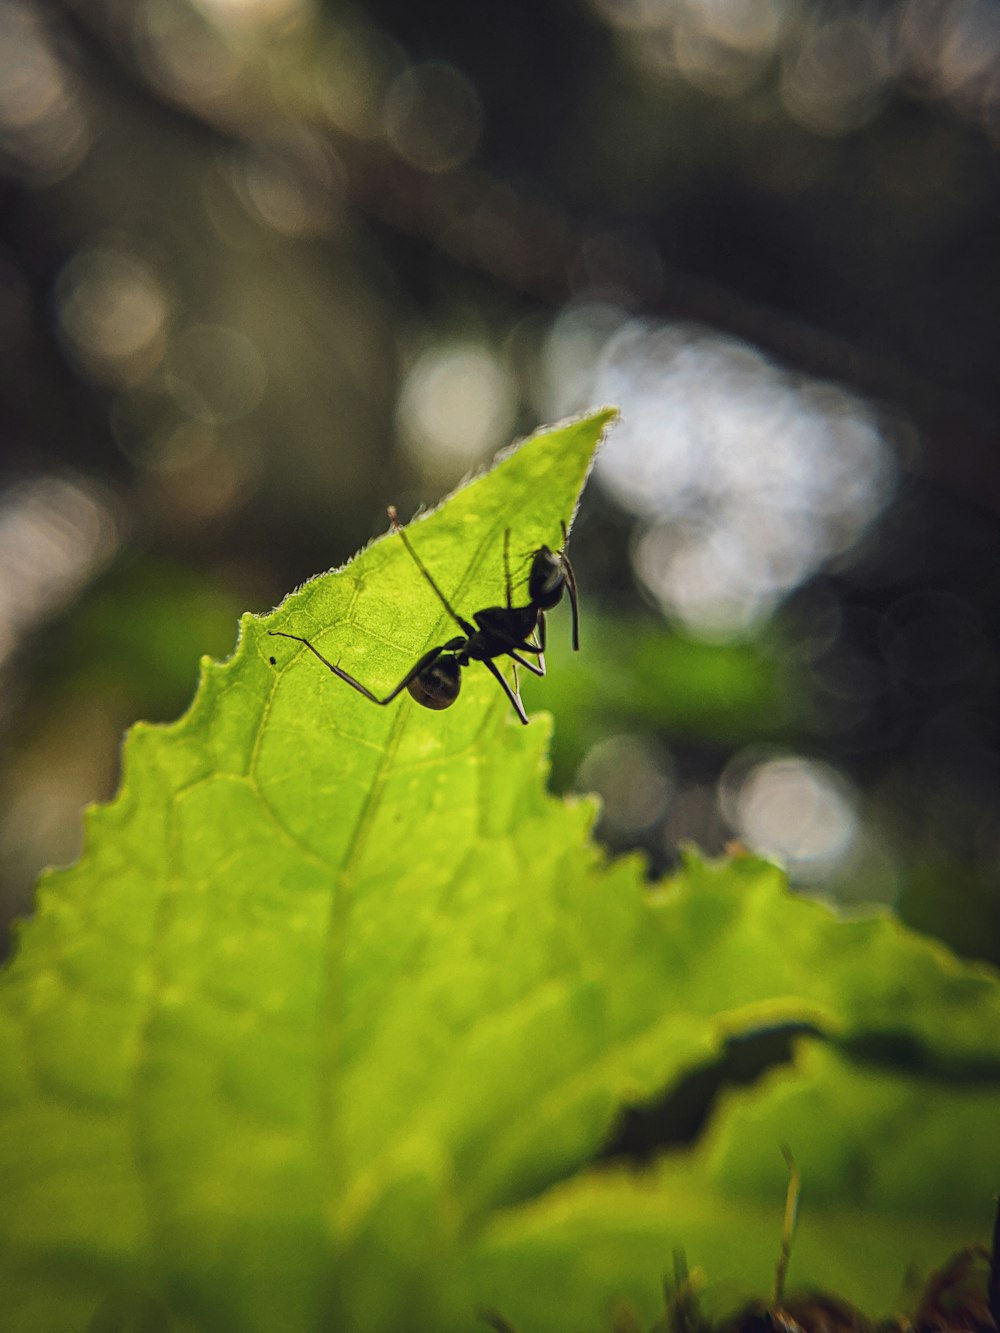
[2,0,999,964]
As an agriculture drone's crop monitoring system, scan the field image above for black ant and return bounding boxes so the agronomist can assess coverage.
[267,506,579,726]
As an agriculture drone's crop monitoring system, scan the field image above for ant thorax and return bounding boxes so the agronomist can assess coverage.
[466,603,540,662]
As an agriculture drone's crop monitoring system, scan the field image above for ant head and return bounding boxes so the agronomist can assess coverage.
[528,531,580,650]
[407,654,462,710]
[528,545,568,610]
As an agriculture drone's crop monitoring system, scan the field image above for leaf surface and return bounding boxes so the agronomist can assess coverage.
[2,407,999,1333]
[469,1001,1000,1331]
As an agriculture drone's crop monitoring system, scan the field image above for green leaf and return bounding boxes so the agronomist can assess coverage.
[2,407,999,1333]
[1,409,615,1332]
[470,1038,1000,1332]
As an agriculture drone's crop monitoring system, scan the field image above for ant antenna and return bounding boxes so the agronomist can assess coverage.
[558,521,580,652]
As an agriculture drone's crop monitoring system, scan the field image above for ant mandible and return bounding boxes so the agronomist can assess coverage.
[267,506,579,725]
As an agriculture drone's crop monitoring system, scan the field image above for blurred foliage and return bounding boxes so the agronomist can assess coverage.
[40,558,247,717]
[522,612,802,785]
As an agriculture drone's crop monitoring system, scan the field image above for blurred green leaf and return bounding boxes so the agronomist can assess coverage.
[522,615,802,788]
[1,408,998,1333]
[900,853,1000,969]
[48,559,247,717]
[470,1040,1000,1330]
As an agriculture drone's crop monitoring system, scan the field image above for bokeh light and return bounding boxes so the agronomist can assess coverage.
[55,248,171,387]
[0,476,121,673]
[383,62,482,174]
[398,342,518,478]
[719,750,860,882]
[189,0,312,30]
[0,1,91,182]
[544,312,896,638]
[589,0,1000,145]
[576,734,675,837]
[232,127,345,237]
[781,16,893,136]
[537,302,627,420]
[315,26,407,140]
[132,0,245,105]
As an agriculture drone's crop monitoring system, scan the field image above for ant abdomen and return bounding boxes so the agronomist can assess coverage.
[406,656,461,710]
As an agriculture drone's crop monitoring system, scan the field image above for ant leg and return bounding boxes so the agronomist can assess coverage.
[481,656,530,725]
[503,528,513,608]
[523,614,547,676]
[268,631,448,705]
[387,507,475,636]
[509,649,545,678]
